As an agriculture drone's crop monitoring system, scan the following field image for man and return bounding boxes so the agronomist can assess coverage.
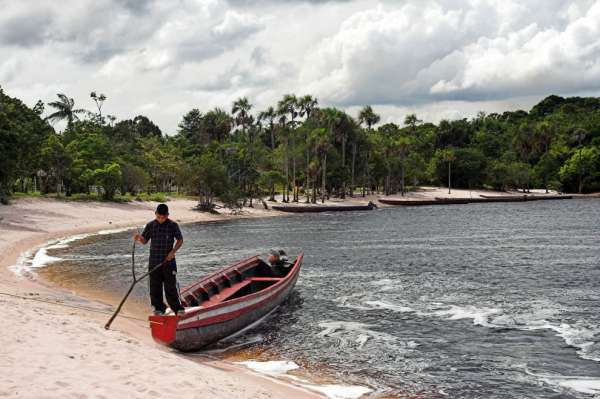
[133,203,185,316]
[266,249,290,277]
[267,249,289,267]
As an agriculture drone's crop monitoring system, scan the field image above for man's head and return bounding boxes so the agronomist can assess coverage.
[267,249,280,264]
[155,203,169,224]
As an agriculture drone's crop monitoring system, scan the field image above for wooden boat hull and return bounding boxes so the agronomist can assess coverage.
[271,203,375,212]
[378,198,470,206]
[379,195,572,206]
[149,253,303,352]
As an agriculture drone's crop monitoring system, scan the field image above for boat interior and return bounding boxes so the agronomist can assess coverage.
[179,257,294,309]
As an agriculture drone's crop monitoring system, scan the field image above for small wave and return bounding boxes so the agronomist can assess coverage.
[236,360,299,375]
[537,322,600,363]
[363,300,414,313]
[354,298,600,363]
[318,320,418,351]
[524,367,600,395]
[425,305,501,327]
[236,360,372,399]
[370,278,402,292]
[10,227,135,276]
[305,384,372,399]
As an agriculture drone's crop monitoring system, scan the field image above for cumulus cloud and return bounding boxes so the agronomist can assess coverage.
[1,0,600,133]
[300,0,600,105]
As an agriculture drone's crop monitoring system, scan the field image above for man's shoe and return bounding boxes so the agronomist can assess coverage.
[153,310,165,316]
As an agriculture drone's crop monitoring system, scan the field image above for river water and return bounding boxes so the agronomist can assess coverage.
[39,200,600,398]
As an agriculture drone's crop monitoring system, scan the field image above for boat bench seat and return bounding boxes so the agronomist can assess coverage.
[249,277,283,282]
[200,279,253,307]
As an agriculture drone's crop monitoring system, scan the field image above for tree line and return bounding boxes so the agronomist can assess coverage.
[2,85,600,206]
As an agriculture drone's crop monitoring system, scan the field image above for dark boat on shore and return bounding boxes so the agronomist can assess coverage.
[149,253,303,351]
[378,198,470,206]
[271,202,376,213]
[479,194,572,201]
[379,194,572,206]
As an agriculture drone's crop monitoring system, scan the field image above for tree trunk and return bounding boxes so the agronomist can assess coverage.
[448,161,452,194]
[401,160,405,197]
[351,142,356,197]
[578,148,583,194]
[305,143,310,203]
[321,153,327,203]
[292,133,297,202]
[341,135,346,199]
[284,138,289,202]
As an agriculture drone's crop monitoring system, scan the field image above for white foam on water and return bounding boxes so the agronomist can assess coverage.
[363,300,414,313]
[555,378,600,394]
[305,384,372,399]
[317,320,412,352]
[424,305,501,327]
[10,227,135,276]
[30,247,62,268]
[538,322,600,362]
[370,278,401,292]
[237,360,372,399]
[236,360,299,375]
[528,369,600,395]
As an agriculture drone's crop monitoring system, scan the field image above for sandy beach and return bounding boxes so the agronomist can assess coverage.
[0,197,329,399]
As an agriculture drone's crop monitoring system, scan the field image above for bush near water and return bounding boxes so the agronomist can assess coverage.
[2,87,600,205]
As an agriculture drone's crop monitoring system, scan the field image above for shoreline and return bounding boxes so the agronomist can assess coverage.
[0,197,332,399]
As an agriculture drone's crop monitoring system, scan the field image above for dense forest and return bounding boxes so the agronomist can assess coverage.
[2,85,600,206]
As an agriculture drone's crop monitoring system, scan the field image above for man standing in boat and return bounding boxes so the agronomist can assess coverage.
[133,203,185,316]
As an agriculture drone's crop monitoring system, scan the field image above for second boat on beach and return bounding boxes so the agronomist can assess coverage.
[149,253,303,351]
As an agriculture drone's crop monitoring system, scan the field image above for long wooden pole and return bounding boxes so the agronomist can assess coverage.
[104,233,165,330]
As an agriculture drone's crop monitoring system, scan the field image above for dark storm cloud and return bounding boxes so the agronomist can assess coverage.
[0,11,52,47]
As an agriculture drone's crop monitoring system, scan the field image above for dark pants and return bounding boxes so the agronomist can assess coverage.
[149,260,184,313]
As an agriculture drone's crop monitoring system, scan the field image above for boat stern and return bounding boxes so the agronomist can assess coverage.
[148,314,179,346]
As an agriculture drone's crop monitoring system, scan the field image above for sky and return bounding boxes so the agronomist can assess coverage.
[1,0,600,134]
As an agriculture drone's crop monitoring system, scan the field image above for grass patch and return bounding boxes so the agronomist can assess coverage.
[9,191,175,203]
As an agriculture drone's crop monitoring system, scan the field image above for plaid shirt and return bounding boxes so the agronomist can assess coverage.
[142,219,183,267]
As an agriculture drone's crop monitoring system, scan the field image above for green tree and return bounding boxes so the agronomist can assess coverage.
[559,146,599,193]
[93,163,122,200]
[40,134,72,195]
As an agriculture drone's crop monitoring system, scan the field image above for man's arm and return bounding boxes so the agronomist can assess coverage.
[133,233,147,244]
[166,223,183,261]
[166,238,183,261]
[133,223,151,245]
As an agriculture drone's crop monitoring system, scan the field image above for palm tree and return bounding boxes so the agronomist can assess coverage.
[278,95,298,201]
[358,106,380,196]
[397,135,412,196]
[404,113,422,136]
[358,105,380,129]
[299,95,318,202]
[232,97,253,136]
[258,106,277,150]
[45,93,87,130]
[442,149,457,194]
[309,128,332,203]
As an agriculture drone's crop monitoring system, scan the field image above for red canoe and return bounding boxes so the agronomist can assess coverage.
[149,253,304,351]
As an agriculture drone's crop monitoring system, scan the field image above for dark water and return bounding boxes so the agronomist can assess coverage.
[45,200,600,398]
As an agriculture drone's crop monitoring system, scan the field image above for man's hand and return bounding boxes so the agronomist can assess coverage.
[165,250,176,262]
[133,233,145,244]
